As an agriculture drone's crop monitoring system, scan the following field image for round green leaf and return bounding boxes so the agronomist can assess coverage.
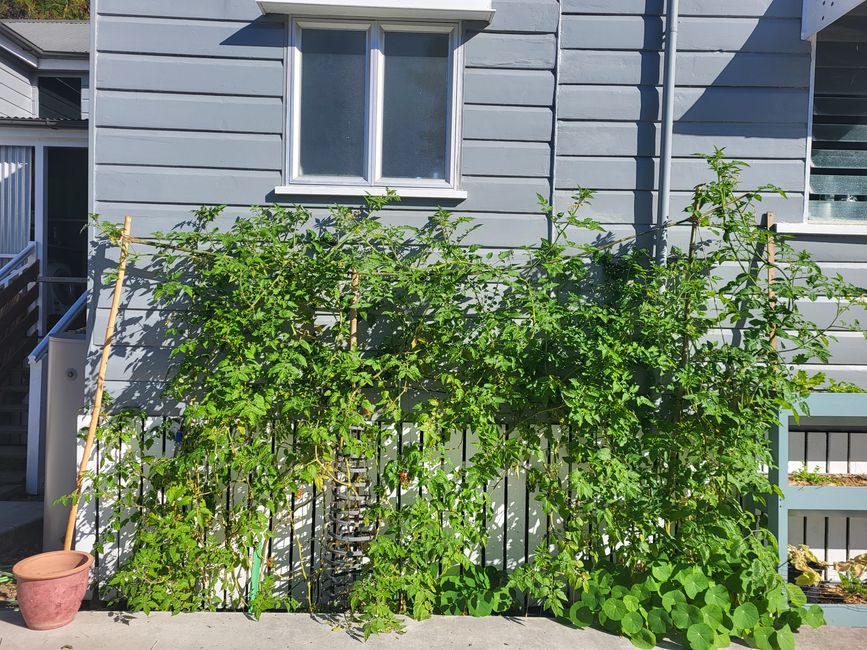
[732,602,759,632]
[569,602,594,629]
[752,625,775,650]
[682,571,710,599]
[580,589,599,610]
[467,593,493,617]
[787,583,807,608]
[804,604,826,629]
[773,624,796,650]
[603,597,627,621]
[647,608,671,635]
[687,622,715,650]
[621,610,644,636]
[652,563,673,582]
[701,603,724,629]
[623,594,641,612]
[671,604,691,630]
[629,628,657,650]
[662,589,686,612]
[704,584,730,610]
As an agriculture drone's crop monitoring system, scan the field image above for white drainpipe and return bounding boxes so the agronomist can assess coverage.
[656,0,680,264]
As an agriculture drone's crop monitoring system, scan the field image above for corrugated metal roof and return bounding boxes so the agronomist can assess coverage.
[0,20,89,56]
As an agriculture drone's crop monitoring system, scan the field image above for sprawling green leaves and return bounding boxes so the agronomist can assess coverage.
[86,152,863,646]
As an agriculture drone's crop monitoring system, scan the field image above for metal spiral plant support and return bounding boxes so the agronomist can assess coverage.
[325,434,373,607]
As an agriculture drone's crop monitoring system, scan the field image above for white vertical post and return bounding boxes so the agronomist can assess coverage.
[25,358,43,495]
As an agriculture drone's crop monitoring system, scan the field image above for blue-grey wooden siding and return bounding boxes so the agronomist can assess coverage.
[0,52,34,117]
[89,0,866,404]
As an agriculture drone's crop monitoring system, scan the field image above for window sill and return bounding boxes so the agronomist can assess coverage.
[273,184,468,200]
[776,222,867,236]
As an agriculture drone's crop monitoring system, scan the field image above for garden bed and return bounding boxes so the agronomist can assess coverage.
[789,474,867,487]
[802,583,867,605]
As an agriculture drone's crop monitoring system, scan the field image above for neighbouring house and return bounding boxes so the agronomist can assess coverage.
[1,0,866,604]
[0,18,89,499]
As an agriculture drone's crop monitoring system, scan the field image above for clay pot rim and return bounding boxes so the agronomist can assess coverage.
[13,550,94,582]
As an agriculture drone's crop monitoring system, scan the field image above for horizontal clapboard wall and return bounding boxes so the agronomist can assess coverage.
[809,6,867,223]
[90,0,562,399]
[556,0,810,225]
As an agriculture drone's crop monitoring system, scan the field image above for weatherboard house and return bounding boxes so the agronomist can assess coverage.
[0,0,867,599]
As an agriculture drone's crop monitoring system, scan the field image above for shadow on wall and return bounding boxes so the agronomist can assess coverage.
[675,0,812,130]
[630,0,811,223]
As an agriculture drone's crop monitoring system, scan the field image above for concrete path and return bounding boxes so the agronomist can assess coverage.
[0,611,865,649]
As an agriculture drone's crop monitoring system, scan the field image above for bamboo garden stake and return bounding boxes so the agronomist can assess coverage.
[767,212,778,351]
[64,215,133,551]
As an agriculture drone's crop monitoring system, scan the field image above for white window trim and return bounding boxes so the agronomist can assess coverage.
[276,17,466,200]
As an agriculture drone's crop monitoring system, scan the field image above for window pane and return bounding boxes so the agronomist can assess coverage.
[300,29,367,177]
[382,32,450,180]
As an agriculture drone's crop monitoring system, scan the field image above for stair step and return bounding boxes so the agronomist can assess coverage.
[0,482,24,499]
[0,385,28,393]
[0,446,26,471]
[0,469,25,484]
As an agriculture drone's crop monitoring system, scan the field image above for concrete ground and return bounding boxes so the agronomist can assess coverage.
[0,611,865,649]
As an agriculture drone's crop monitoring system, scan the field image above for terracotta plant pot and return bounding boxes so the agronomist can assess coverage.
[12,550,94,631]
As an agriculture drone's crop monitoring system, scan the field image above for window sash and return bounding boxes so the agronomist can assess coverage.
[288,18,461,189]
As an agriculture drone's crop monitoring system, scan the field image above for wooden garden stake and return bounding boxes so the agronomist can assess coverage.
[64,216,133,551]
[767,212,778,351]
[349,271,359,351]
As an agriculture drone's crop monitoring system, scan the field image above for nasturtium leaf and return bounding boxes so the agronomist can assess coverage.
[752,625,775,650]
[767,588,789,613]
[682,570,710,599]
[580,589,599,610]
[652,563,673,582]
[732,602,759,632]
[569,602,594,629]
[629,628,657,650]
[773,624,796,650]
[704,584,730,610]
[662,589,686,612]
[623,594,640,612]
[621,610,644,636]
[786,583,807,608]
[644,576,661,593]
[700,603,724,628]
[686,622,715,650]
[603,597,627,621]
[467,593,493,617]
[804,604,826,628]
[647,608,670,635]
[671,604,691,630]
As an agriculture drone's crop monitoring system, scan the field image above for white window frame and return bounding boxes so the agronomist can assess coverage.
[277,17,466,199]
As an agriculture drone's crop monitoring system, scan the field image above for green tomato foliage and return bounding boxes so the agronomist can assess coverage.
[83,151,860,646]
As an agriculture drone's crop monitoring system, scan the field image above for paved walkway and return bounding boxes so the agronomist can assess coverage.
[0,611,865,649]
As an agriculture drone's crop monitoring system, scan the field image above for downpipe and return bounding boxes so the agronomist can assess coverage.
[656,0,680,265]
